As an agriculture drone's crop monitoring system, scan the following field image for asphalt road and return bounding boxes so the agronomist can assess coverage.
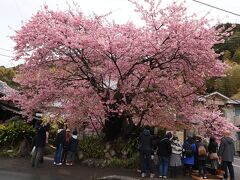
[0,158,190,180]
[1,157,240,180]
[233,157,240,179]
[0,170,70,180]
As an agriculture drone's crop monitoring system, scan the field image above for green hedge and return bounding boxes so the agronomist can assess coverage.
[79,136,105,159]
[0,122,35,147]
[110,137,139,158]
[106,154,139,168]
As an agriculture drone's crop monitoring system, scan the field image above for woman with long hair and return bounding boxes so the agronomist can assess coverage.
[208,136,219,175]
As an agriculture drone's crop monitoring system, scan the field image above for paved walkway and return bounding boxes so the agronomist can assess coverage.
[0,157,191,180]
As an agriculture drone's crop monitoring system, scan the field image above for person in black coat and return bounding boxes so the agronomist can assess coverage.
[66,130,79,165]
[31,121,46,168]
[157,132,172,178]
[139,127,154,178]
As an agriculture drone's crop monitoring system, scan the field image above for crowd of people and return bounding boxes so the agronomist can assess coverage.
[138,127,235,180]
[30,120,235,180]
[53,125,78,166]
[31,121,78,168]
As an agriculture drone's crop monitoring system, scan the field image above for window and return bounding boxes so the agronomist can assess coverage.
[236,131,240,140]
[218,105,226,117]
[235,106,240,116]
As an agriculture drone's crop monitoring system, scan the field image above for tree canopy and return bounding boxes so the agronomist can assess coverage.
[10,0,237,139]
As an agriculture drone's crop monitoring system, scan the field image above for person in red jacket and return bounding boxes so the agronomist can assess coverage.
[61,128,71,164]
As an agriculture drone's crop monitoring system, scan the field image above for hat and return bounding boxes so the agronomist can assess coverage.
[35,112,43,117]
[166,132,172,139]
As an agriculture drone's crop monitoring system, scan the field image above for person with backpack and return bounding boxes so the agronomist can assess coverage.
[196,136,208,179]
[139,126,154,178]
[208,136,219,175]
[218,131,235,180]
[169,133,182,178]
[157,132,172,179]
[182,134,196,176]
[66,129,78,165]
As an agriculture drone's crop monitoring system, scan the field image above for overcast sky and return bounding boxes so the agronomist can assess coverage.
[1,0,240,67]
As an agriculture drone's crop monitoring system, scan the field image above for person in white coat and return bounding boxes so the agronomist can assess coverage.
[169,133,182,178]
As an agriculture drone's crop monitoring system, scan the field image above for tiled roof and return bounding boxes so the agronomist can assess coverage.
[0,80,13,95]
[198,91,240,105]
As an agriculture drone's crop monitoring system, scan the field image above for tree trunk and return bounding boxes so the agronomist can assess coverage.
[102,111,135,141]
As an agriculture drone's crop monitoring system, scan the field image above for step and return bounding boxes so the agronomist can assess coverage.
[191,174,221,180]
[215,175,230,180]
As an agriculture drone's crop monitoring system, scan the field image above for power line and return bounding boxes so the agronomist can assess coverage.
[192,0,240,17]
[0,53,14,58]
[0,47,13,52]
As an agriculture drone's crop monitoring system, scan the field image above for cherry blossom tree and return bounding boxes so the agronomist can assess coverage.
[10,0,238,139]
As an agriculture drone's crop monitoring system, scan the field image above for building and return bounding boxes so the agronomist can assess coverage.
[0,80,41,122]
[0,80,20,121]
[199,91,240,153]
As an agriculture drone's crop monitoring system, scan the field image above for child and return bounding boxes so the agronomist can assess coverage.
[66,130,78,165]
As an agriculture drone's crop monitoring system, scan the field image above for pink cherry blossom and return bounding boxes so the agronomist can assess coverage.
[8,0,238,138]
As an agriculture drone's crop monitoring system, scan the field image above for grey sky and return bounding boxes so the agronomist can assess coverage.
[0,0,240,67]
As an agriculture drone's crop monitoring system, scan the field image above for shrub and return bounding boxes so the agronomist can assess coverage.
[0,149,18,158]
[44,144,55,155]
[122,137,139,157]
[110,137,139,158]
[79,136,105,159]
[0,121,35,147]
[106,154,138,168]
